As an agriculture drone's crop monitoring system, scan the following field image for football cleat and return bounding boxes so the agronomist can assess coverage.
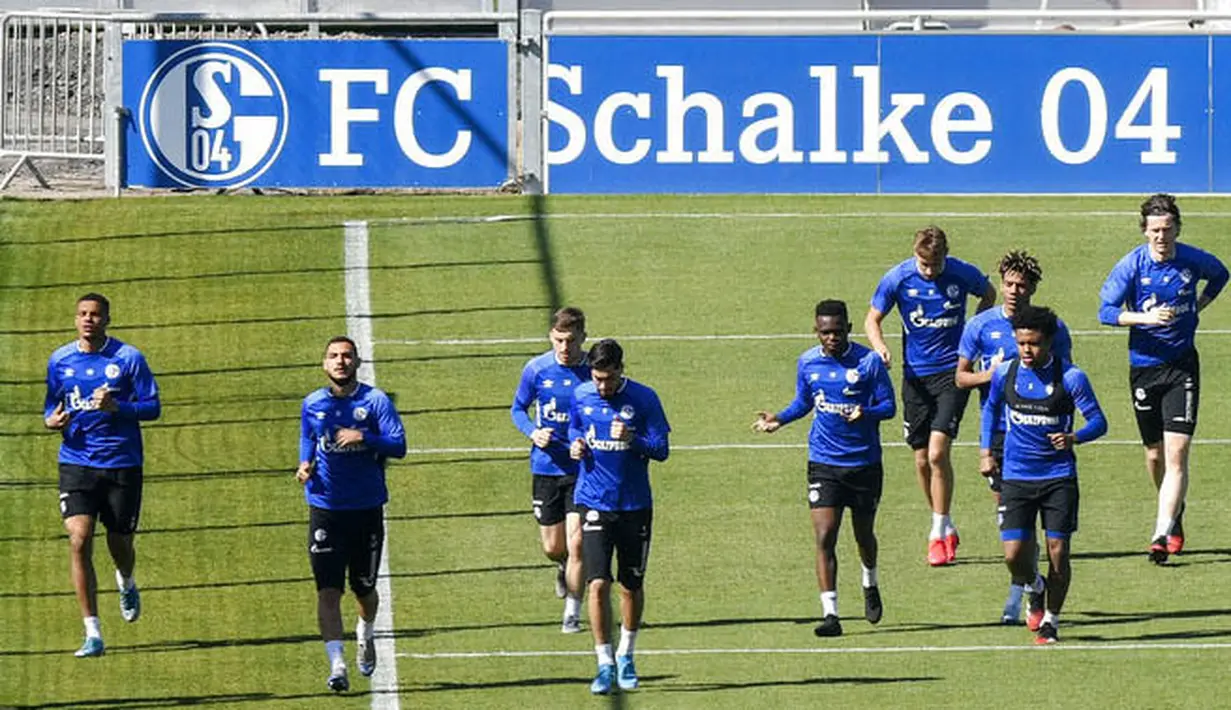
[863,586,883,625]
[616,655,639,691]
[1149,536,1169,565]
[814,614,843,638]
[1035,622,1059,645]
[927,539,948,567]
[327,666,349,693]
[590,664,615,695]
[943,532,960,563]
[357,632,376,677]
[561,614,582,634]
[74,636,105,658]
[119,583,141,623]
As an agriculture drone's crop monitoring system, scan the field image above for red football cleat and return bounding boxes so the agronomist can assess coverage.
[1166,534,1184,555]
[943,532,960,563]
[927,538,948,567]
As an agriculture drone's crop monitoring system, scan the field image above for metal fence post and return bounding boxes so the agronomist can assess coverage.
[103,19,122,191]
[519,8,543,195]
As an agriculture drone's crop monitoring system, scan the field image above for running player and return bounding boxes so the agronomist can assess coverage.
[956,251,1072,624]
[865,226,995,565]
[753,299,896,637]
[981,306,1106,644]
[568,339,670,695]
[511,307,590,632]
[44,293,161,658]
[1098,194,1229,563]
[297,336,406,692]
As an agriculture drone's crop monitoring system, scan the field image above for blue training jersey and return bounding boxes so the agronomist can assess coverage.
[568,378,670,512]
[510,351,591,476]
[871,256,991,378]
[775,342,896,468]
[959,306,1074,419]
[44,338,161,468]
[981,358,1107,481]
[1098,243,1229,367]
[300,383,407,510]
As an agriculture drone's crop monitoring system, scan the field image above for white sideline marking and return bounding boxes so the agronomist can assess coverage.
[365,210,1231,227]
[403,440,1231,456]
[396,641,1231,660]
[376,329,1231,347]
[345,220,400,710]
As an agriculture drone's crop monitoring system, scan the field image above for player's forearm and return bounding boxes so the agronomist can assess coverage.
[115,398,161,420]
[299,436,316,462]
[864,312,888,351]
[365,433,407,458]
[1073,401,1108,444]
[864,398,895,421]
[630,432,669,461]
[1114,310,1155,327]
[775,397,811,426]
[511,407,537,438]
[954,366,990,389]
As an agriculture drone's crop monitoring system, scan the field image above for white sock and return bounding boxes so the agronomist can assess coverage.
[357,617,374,641]
[325,640,345,670]
[1042,610,1059,627]
[1154,516,1176,540]
[929,512,946,539]
[595,643,614,667]
[83,616,101,639]
[943,517,957,537]
[820,590,839,618]
[617,626,637,658]
[861,565,878,588]
[115,569,135,591]
[564,595,581,618]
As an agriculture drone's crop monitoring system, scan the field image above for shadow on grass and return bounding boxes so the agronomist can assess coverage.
[409,675,675,693]
[11,689,382,709]
[657,675,941,692]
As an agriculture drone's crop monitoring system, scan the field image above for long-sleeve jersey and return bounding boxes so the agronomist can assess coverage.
[510,351,591,476]
[44,338,161,468]
[981,358,1107,481]
[300,383,406,510]
[775,342,896,468]
[959,306,1074,421]
[1098,243,1229,367]
[568,378,670,512]
[871,256,991,378]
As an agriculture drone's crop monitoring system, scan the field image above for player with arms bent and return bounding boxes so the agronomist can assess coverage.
[297,336,406,692]
[45,293,160,658]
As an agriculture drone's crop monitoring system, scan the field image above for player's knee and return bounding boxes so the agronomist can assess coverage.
[317,586,343,604]
[588,576,611,596]
[617,567,645,591]
[67,530,92,556]
[926,445,949,470]
[815,524,839,550]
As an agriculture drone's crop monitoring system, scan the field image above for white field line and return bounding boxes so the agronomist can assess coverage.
[396,641,1231,660]
[402,440,1231,456]
[375,329,1231,347]
[363,210,1231,227]
[345,221,400,710]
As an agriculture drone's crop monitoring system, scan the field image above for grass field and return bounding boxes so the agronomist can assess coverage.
[4,194,1231,709]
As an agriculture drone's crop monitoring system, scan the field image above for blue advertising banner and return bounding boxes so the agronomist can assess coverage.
[123,40,508,189]
[546,35,1213,194]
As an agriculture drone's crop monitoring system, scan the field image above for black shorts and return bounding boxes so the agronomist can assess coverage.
[308,506,384,596]
[1000,477,1079,540]
[58,464,143,535]
[1130,350,1200,445]
[532,474,578,527]
[807,461,883,515]
[579,506,652,591]
[903,370,970,450]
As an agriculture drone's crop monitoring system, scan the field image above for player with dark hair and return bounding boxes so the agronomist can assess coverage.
[568,339,670,695]
[865,226,995,566]
[754,299,896,637]
[956,251,1072,625]
[44,293,161,658]
[297,336,406,692]
[982,306,1106,644]
[511,307,591,632]
[1098,194,1229,563]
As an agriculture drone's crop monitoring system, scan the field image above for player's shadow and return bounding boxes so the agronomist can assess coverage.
[0,304,543,337]
[1068,607,1231,628]
[0,258,540,291]
[1071,549,1155,561]
[408,675,676,693]
[8,691,337,709]
[645,616,816,630]
[658,675,941,692]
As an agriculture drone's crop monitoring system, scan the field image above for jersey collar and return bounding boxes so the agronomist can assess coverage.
[820,342,853,360]
[76,337,112,354]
